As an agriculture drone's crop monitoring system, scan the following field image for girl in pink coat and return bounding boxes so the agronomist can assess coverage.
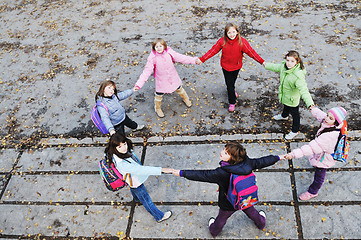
[135,38,199,118]
[285,106,347,200]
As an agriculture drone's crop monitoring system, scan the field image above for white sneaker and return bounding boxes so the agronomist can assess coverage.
[208,217,215,227]
[259,210,266,219]
[273,114,289,121]
[157,211,172,223]
[133,124,145,132]
[285,131,298,140]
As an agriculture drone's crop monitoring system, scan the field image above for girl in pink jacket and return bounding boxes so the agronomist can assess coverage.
[135,38,199,118]
[285,106,347,200]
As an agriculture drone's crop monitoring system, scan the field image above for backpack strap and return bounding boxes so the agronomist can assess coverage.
[96,100,109,115]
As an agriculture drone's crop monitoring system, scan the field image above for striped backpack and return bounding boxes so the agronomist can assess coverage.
[91,100,109,134]
[227,173,258,210]
[98,157,131,191]
[331,120,350,163]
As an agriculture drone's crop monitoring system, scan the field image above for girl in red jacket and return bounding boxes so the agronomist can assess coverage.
[197,23,265,112]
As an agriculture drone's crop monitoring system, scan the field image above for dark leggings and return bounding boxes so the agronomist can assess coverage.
[222,68,240,104]
[209,206,266,237]
[308,167,327,195]
[281,104,300,132]
[114,115,138,135]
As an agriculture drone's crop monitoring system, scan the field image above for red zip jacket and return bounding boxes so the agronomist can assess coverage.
[199,36,264,71]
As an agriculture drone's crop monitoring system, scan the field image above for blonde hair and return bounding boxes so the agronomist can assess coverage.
[223,23,242,47]
[152,38,167,51]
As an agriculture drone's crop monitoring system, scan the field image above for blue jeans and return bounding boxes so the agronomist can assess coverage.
[130,184,164,221]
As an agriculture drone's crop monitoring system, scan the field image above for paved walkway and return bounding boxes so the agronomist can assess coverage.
[1,133,360,239]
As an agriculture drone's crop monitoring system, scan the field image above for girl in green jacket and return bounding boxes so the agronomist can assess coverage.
[263,51,314,140]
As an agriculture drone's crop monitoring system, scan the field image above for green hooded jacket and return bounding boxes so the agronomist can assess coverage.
[265,61,314,107]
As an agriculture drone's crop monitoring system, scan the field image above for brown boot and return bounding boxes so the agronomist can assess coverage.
[176,86,192,107]
[154,94,165,118]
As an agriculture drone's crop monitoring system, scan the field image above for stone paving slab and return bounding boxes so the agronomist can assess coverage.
[255,172,293,202]
[16,147,141,172]
[294,171,361,201]
[145,142,288,170]
[2,174,134,203]
[291,141,361,169]
[0,149,19,173]
[299,205,361,239]
[0,205,130,238]
[130,205,298,239]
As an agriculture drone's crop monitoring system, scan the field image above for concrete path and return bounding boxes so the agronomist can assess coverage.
[0,0,361,239]
[1,133,360,239]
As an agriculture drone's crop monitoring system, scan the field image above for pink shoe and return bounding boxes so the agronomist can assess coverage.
[228,104,235,112]
[235,92,238,98]
[299,191,318,201]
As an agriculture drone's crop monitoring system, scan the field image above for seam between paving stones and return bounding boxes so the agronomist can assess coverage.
[1,134,360,240]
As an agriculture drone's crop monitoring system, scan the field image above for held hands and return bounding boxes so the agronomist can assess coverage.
[133,86,140,92]
[309,105,315,111]
[279,154,293,160]
[161,168,180,176]
[195,58,202,65]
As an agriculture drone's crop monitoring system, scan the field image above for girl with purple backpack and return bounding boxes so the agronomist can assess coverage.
[95,80,144,135]
[168,142,286,237]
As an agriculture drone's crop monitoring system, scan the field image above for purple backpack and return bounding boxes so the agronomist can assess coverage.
[91,100,109,134]
[227,173,259,210]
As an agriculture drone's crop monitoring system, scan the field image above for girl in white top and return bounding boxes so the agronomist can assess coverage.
[104,132,173,222]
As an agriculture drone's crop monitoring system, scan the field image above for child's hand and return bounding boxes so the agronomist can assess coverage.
[284,153,293,160]
[133,86,140,92]
[279,154,286,160]
[196,58,202,65]
[172,169,181,177]
[162,168,174,174]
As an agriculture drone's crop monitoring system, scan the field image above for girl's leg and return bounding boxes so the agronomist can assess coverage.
[209,208,236,237]
[130,184,164,221]
[154,92,165,118]
[308,167,327,195]
[114,123,125,135]
[122,115,138,130]
[288,106,300,132]
[242,206,266,229]
[281,104,290,118]
[176,86,192,107]
[222,68,240,104]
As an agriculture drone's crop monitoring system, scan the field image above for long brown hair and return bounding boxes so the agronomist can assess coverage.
[285,50,304,70]
[104,132,133,165]
[224,142,247,165]
[223,23,242,47]
[95,80,119,102]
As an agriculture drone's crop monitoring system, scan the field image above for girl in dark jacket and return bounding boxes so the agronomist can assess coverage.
[170,142,285,237]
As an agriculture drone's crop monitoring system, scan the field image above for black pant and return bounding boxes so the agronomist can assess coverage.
[222,68,240,104]
[114,115,138,135]
[281,105,300,132]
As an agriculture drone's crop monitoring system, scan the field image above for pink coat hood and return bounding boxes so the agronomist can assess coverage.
[291,107,339,168]
[135,47,197,93]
